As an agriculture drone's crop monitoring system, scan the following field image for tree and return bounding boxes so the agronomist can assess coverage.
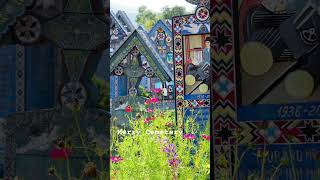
[135,5,191,30]
[161,5,187,20]
[136,6,161,30]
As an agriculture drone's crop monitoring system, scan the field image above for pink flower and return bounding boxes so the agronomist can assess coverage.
[145,97,159,105]
[201,134,210,141]
[146,108,154,113]
[168,158,180,168]
[144,117,156,124]
[125,105,132,113]
[145,99,151,105]
[110,156,123,163]
[183,134,196,140]
[152,88,162,93]
[49,148,71,160]
[150,97,159,103]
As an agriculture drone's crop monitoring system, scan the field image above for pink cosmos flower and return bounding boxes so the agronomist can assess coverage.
[145,97,159,105]
[144,119,150,124]
[145,99,151,105]
[49,148,71,160]
[144,117,156,124]
[146,108,154,113]
[150,97,159,103]
[152,88,162,93]
[183,134,196,140]
[110,156,123,163]
[125,105,132,113]
[201,134,210,141]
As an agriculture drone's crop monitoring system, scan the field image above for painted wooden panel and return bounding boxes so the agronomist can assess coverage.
[212,0,320,179]
[0,45,16,118]
[173,12,210,125]
[25,45,56,111]
[118,76,128,97]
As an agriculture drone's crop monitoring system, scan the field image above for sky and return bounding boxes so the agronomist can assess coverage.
[110,0,196,27]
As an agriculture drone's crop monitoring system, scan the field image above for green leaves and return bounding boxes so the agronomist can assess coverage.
[111,108,210,179]
[135,5,190,30]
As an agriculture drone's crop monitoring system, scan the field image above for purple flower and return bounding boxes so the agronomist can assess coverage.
[168,158,180,168]
[163,143,176,153]
[161,138,169,145]
[163,143,180,168]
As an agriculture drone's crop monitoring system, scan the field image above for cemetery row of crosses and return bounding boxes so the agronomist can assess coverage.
[109,10,176,116]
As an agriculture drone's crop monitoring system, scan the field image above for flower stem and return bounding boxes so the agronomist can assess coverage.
[53,166,64,180]
[74,111,91,162]
[259,141,267,180]
[288,144,297,180]
[270,164,283,180]
[66,158,71,180]
[100,155,104,180]
[232,146,250,180]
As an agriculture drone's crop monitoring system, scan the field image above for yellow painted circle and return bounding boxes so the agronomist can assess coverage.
[199,84,209,93]
[185,75,196,86]
[285,70,314,99]
[240,42,274,76]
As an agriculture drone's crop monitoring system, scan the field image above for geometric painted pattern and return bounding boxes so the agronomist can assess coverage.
[15,45,25,112]
[212,0,320,178]
[211,0,237,178]
[174,13,210,124]
[212,0,320,146]
[213,75,234,99]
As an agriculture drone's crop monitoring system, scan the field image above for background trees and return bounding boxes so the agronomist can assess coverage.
[136,5,191,30]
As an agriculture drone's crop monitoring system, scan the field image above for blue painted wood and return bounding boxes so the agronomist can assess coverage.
[110,76,128,98]
[0,45,16,118]
[26,45,56,111]
[118,76,128,96]
[148,20,173,63]
[184,107,210,131]
[148,20,172,42]
[238,144,320,180]
[110,76,116,98]
[139,76,150,90]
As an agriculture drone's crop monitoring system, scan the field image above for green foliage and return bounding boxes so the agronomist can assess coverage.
[136,5,192,30]
[91,75,109,110]
[136,6,161,30]
[111,107,210,179]
[139,85,151,98]
[161,5,187,20]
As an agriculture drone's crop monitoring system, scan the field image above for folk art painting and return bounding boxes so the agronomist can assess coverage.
[212,0,320,179]
[0,0,108,179]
